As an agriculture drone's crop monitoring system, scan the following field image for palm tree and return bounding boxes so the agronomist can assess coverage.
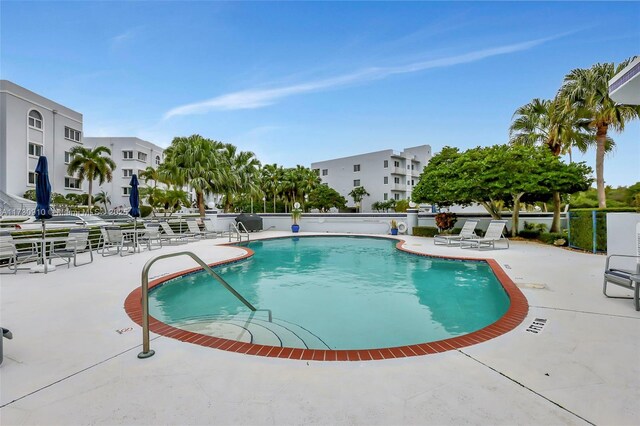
[66,146,116,212]
[218,144,261,212]
[162,135,224,217]
[509,97,595,232]
[139,166,166,188]
[261,164,282,213]
[348,186,370,213]
[297,167,321,209]
[559,58,640,208]
[93,190,111,213]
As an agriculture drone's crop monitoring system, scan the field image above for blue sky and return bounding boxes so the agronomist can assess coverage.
[2,1,639,186]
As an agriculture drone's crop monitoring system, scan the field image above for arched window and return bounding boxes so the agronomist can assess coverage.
[155,155,161,165]
[28,110,43,129]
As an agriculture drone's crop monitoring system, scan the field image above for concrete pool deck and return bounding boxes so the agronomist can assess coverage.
[1,232,638,425]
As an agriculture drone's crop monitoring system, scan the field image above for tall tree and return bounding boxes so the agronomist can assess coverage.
[162,135,224,217]
[509,97,595,232]
[559,58,640,208]
[66,145,116,212]
[93,190,111,213]
[219,144,261,212]
[307,185,347,212]
[348,186,370,213]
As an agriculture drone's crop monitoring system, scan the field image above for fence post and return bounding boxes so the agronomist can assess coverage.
[567,211,571,247]
[592,210,597,253]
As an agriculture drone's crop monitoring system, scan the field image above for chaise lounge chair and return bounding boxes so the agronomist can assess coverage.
[434,220,478,246]
[159,222,194,243]
[603,222,640,311]
[187,219,217,239]
[460,220,510,250]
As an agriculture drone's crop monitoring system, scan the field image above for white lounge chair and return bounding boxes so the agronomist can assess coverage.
[603,222,640,311]
[101,226,135,257]
[460,220,510,250]
[159,222,194,243]
[203,218,225,238]
[434,220,478,246]
[186,219,217,239]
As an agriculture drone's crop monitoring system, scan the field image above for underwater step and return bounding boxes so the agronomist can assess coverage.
[170,314,331,349]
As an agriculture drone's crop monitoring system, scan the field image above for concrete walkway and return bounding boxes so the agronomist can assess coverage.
[1,232,638,425]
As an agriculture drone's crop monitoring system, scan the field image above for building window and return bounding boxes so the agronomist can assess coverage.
[383,193,388,201]
[394,160,400,168]
[122,187,131,195]
[155,155,161,165]
[65,177,81,189]
[28,110,43,129]
[137,152,147,161]
[353,164,360,172]
[28,143,43,157]
[394,177,400,184]
[411,179,415,186]
[383,160,388,168]
[322,169,328,176]
[123,169,133,178]
[411,165,414,170]
[64,151,72,164]
[64,127,81,142]
[353,179,360,187]
[28,172,36,185]
[394,193,400,201]
[384,176,388,184]
[123,151,133,160]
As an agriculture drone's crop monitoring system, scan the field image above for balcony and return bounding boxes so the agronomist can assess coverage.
[390,184,407,191]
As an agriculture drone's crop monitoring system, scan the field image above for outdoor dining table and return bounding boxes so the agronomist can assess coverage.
[20,236,74,274]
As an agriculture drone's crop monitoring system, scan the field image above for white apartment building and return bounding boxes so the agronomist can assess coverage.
[84,137,164,209]
[0,80,84,200]
[311,145,432,212]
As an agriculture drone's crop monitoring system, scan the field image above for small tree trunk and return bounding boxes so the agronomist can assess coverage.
[197,191,205,217]
[88,180,93,213]
[595,125,608,208]
[273,195,276,213]
[550,191,561,233]
[511,193,523,237]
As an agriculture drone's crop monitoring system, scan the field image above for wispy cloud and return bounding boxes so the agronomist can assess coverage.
[109,28,138,50]
[164,35,561,119]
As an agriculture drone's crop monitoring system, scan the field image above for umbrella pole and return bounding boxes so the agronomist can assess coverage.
[41,219,47,274]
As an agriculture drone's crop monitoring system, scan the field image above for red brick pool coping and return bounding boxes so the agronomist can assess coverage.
[124,236,529,361]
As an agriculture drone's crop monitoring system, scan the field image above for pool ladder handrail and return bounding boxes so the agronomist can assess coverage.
[137,251,256,359]
[228,221,250,242]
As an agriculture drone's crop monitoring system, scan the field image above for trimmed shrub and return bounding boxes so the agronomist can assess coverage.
[140,205,153,218]
[412,226,439,237]
[518,229,541,239]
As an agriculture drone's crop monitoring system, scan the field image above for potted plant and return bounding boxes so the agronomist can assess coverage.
[390,219,399,235]
[291,202,302,233]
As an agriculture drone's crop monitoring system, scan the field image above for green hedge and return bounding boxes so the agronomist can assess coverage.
[412,226,439,237]
[567,208,637,252]
[518,230,541,239]
[539,232,565,245]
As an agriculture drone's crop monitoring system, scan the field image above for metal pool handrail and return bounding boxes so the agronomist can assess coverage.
[228,221,250,242]
[137,251,257,359]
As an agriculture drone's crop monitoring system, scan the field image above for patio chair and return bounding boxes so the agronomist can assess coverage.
[603,223,640,311]
[138,224,163,250]
[187,219,217,239]
[158,222,192,244]
[203,218,225,238]
[101,226,135,257]
[460,220,510,250]
[434,220,478,246]
[51,228,93,267]
[0,231,38,274]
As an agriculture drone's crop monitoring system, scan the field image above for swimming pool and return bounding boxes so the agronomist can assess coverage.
[133,236,528,358]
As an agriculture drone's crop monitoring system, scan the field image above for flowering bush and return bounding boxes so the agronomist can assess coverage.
[435,212,457,231]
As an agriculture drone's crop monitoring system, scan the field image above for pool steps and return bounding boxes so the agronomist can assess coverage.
[170,314,331,350]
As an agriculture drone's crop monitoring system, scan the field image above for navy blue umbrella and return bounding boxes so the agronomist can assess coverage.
[35,156,52,220]
[129,174,140,218]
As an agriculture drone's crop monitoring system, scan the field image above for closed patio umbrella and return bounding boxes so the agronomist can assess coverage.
[35,156,53,272]
[129,174,140,249]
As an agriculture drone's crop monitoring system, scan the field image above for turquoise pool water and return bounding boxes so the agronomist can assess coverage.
[149,237,510,350]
